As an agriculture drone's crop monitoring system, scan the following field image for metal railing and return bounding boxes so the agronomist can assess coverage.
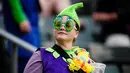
[0,28,37,73]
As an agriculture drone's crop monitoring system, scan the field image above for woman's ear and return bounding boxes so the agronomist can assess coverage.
[75,31,79,39]
[73,32,79,43]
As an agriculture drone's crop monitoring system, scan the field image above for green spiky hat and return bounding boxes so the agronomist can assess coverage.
[58,2,83,31]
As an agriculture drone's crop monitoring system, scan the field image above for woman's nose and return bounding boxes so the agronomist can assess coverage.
[60,24,65,30]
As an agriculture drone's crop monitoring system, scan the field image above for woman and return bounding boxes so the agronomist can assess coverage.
[24,2,105,73]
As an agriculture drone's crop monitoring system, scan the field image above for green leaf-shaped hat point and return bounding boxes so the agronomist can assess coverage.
[58,2,84,30]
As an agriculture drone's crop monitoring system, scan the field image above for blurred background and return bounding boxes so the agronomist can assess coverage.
[0,0,130,73]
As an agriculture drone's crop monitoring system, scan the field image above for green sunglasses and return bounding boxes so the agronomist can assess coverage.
[53,16,77,32]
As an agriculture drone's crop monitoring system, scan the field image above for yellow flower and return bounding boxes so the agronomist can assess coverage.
[68,48,95,73]
[68,57,95,73]
[82,63,95,73]
[68,60,80,72]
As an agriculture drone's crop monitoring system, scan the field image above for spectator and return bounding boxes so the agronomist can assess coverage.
[39,0,71,17]
[2,0,45,73]
[92,0,130,43]
[24,2,106,73]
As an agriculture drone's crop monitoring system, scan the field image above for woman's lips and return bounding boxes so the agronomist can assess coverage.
[58,31,67,35]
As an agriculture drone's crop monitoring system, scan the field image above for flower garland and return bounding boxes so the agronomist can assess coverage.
[45,47,95,73]
[67,49,95,73]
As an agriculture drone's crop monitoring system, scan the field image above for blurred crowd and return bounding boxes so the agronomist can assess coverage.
[0,0,130,73]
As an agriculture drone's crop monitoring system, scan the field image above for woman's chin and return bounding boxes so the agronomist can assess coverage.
[56,36,67,41]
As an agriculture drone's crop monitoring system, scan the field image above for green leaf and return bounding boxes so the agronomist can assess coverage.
[67,58,73,63]
[45,48,54,52]
[53,51,60,58]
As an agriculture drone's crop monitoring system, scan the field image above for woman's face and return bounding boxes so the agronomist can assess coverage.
[53,16,79,43]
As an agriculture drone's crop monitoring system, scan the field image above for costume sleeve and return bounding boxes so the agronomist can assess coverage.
[23,51,43,73]
[9,0,27,25]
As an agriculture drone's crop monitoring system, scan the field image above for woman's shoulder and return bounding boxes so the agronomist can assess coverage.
[33,49,42,58]
[35,47,56,57]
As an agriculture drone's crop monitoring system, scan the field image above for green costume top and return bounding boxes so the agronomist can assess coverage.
[9,0,27,24]
[65,49,76,58]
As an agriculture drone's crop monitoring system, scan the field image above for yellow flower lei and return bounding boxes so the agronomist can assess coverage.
[67,49,95,73]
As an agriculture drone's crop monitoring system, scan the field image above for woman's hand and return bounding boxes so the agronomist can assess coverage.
[19,20,31,33]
